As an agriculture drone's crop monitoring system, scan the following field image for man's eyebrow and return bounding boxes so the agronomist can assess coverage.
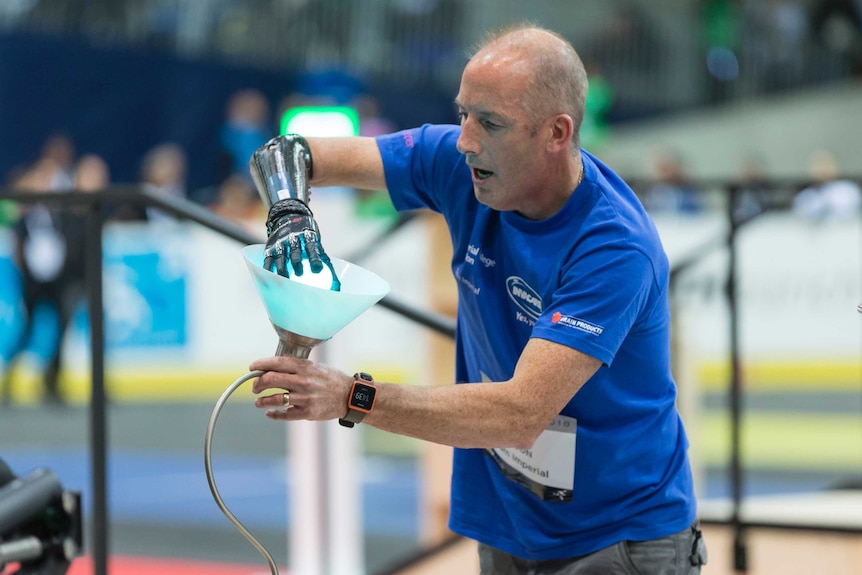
[455,99,486,112]
[454,102,504,121]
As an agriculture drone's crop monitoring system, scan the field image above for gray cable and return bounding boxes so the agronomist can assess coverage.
[204,369,279,575]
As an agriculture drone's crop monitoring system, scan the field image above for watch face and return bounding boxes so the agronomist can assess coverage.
[351,382,376,412]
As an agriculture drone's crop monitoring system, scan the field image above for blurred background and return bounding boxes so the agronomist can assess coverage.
[0,0,861,574]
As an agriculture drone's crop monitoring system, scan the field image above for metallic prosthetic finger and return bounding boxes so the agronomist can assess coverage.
[303,229,324,273]
[287,234,304,275]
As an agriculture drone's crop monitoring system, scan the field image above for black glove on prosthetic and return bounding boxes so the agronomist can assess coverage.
[264,198,340,290]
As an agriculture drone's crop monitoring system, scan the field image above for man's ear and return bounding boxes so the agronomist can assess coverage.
[546,114,574,152]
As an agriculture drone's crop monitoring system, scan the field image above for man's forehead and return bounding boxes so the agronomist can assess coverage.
[456,73,528,119]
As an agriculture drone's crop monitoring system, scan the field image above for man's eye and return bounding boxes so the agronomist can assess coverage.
[482,120,499,130]
[457,111,467,123]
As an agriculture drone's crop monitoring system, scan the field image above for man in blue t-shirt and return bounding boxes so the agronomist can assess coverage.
[250,24,706,574]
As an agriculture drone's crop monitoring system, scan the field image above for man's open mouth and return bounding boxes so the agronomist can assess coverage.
[473,167,494,180]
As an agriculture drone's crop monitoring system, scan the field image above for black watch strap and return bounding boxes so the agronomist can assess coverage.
[338,372,376,428]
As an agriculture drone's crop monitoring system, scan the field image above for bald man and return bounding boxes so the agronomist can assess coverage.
[251,24,705,574]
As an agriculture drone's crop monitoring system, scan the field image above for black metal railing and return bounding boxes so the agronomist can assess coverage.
[0,185,454,575]
[664,178,862,574]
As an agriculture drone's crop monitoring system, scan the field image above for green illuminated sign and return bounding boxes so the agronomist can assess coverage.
[280,106,360,137]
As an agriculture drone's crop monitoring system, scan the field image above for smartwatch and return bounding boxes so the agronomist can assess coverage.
[338,372,377,428]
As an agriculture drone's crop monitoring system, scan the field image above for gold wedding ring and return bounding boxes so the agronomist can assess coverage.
[282,391,291,408]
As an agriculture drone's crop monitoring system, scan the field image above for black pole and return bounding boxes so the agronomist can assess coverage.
[85,200,109,575]
[726,185,747,573]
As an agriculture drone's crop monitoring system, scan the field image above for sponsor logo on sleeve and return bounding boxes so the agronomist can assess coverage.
[551,312,604,336]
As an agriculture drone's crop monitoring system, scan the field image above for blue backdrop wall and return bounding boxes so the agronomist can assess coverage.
[0,32,455,197]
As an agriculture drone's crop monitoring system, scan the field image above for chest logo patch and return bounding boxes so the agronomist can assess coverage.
[506,276,542,320]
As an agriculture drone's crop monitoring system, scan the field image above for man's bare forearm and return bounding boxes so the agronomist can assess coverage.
[306,136,387,191]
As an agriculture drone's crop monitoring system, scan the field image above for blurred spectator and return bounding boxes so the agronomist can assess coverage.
[810,0,862,76]
[1,160,70,406]
[74,154,111,192]
[45,155,112,403]
[792,149,861,221]
[39,133,76,191]
[218,88,272,186]
[640,150,705,214]
[0,132,76,227]
[140,142,188,223]
[63,154,111,299]
[209,173,264,234]
[734,155,774,220]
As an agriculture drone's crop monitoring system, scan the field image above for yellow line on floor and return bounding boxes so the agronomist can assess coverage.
[696,360,862,391]
[694,412,862,470]
[5,365,408,404]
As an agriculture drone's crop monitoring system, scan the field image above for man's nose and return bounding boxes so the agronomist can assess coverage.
[456,122,479,156]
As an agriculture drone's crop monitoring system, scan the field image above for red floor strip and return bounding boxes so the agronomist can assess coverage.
[59,555,284,575]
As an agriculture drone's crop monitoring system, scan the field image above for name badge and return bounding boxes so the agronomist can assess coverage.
[487,414,576,502]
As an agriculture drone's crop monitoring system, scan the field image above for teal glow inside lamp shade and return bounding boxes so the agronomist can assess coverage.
[243,244,390,343]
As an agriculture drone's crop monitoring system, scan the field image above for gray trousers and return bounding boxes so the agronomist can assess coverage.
[478,523,707,575]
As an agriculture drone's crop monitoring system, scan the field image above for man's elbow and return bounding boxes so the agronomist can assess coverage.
[507,418,549,450]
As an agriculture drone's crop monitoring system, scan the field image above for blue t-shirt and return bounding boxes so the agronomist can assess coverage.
[377,124,696,560]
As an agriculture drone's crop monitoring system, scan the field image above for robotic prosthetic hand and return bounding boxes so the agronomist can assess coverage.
[264,199,325,277]
[250,135,340,290]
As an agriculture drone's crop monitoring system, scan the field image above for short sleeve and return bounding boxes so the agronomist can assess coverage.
[530,246,657,366]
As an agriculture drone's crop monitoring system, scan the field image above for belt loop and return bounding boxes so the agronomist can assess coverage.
[689,520,708,566]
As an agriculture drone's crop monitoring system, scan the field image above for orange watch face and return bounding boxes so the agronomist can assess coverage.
[350,381,376,413]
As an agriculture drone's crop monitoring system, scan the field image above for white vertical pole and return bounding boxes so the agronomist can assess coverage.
[282,107,363,574]
[288,343,364,575]
[289,420,324,575]
[327,421,364,575]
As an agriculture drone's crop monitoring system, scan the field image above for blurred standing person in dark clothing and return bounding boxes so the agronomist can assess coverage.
[1,159,69,405]
[1,153,110,406]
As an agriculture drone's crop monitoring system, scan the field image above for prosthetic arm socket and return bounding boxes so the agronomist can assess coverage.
[249,134,313,209]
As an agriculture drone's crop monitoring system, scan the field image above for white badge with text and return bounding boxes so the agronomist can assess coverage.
[490,414,576,500]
